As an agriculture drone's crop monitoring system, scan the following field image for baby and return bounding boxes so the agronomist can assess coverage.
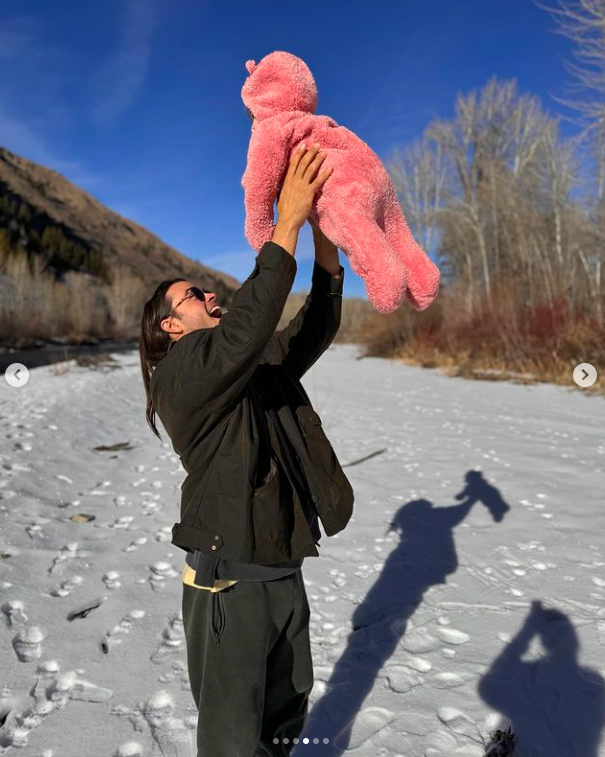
[240,50,440,313]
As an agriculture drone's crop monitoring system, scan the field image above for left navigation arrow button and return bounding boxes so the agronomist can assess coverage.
[5,363,29,388]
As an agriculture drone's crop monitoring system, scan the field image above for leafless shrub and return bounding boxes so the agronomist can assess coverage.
[49,352,72,375]
[0,248,111,341]
[104,263,146,339]
[74,353,120,370]
[278,290,373,344]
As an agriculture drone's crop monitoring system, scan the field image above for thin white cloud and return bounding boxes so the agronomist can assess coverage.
[0,97,103,189]
[0,18,37,60]
[0,17,102,189]
[201,250,258,281]
[90,0,159,125]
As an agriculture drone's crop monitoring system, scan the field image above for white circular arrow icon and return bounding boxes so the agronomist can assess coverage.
[573,363,597,388]
[5,363,29,388]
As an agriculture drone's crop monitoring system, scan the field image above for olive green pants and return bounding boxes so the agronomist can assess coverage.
[182,570,314,756]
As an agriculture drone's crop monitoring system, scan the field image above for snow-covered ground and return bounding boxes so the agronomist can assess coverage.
[0,343,603,757]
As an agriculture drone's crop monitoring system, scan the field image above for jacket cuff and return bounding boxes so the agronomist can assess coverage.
[258,240,298,275]
[187,550,218,588]
[312,261,344,297]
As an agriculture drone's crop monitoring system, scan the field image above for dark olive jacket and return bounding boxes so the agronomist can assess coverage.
[150,240,355,564]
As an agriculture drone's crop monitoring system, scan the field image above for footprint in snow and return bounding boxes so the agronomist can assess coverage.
[123,536,148,553]
[3,462,33,473]
[328,568,347,588]
[142,500,161,515]
[111,690,195,757]
[381,664,425,693]
[49,574,84,597]
[12,626,45,662]
[0,487,18,501]
[337,705,396,751]
[157,658,190,689]
[401,628,441,655]
[90,480,115,496]
[516,540,545,551]
[437,628,471,644]
[0,660,112,750]
[150,610,185,664]
[111,741,145,757]
[401,655,432,672]
[106,516,134,530]
[48,542,82,574]
[1,599,28,627]
[438,706,477,736]
[146,561,179,592]
[14,441,33,451]
[431,670,473,689]
[153,526,173,543]
[102,571,122,590]
[101,610,146,655]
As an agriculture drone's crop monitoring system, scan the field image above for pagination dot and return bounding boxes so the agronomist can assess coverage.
[272,735,330,745]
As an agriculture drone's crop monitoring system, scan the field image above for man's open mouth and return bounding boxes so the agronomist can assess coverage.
[209,305,222,318]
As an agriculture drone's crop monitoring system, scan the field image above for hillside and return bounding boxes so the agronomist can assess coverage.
[0,146,241,297]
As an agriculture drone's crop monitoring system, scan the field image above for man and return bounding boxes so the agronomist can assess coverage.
[140,142,354,756]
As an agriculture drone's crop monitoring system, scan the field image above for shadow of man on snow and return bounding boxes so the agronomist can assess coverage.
[295,470,510,756]
[478,600,605,756]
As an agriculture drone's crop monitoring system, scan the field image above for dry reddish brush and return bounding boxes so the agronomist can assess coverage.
[357,278,604,392]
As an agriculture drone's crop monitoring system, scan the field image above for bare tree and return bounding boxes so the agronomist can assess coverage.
[536,0,605,137]
[386,137,446,257]
[425,78,555,307]
[64,270,98,338]
[384,75,600,321]
[536,0,605,315]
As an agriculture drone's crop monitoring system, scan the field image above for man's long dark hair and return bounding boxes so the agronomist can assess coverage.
[139,277,187,439]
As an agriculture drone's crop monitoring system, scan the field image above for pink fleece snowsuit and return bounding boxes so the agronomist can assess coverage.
[240,50,440,313]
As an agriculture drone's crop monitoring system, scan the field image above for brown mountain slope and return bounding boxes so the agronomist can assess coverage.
[0,146,242,295]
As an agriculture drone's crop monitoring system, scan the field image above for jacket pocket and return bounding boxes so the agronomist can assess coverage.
[297,408,338,477]
[296,408,324,439]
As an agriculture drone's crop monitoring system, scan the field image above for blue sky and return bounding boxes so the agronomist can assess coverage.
[0,0,578,297]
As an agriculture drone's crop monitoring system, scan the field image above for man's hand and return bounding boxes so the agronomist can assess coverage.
[276,144,332,232]
[309,216,341,277]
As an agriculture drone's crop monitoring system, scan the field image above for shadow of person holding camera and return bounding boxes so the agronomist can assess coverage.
[478,600,605,756]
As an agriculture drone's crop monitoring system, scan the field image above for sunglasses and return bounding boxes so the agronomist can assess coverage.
[163,286,210,320]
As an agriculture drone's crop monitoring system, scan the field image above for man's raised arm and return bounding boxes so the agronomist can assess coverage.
[273,226,344,380]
